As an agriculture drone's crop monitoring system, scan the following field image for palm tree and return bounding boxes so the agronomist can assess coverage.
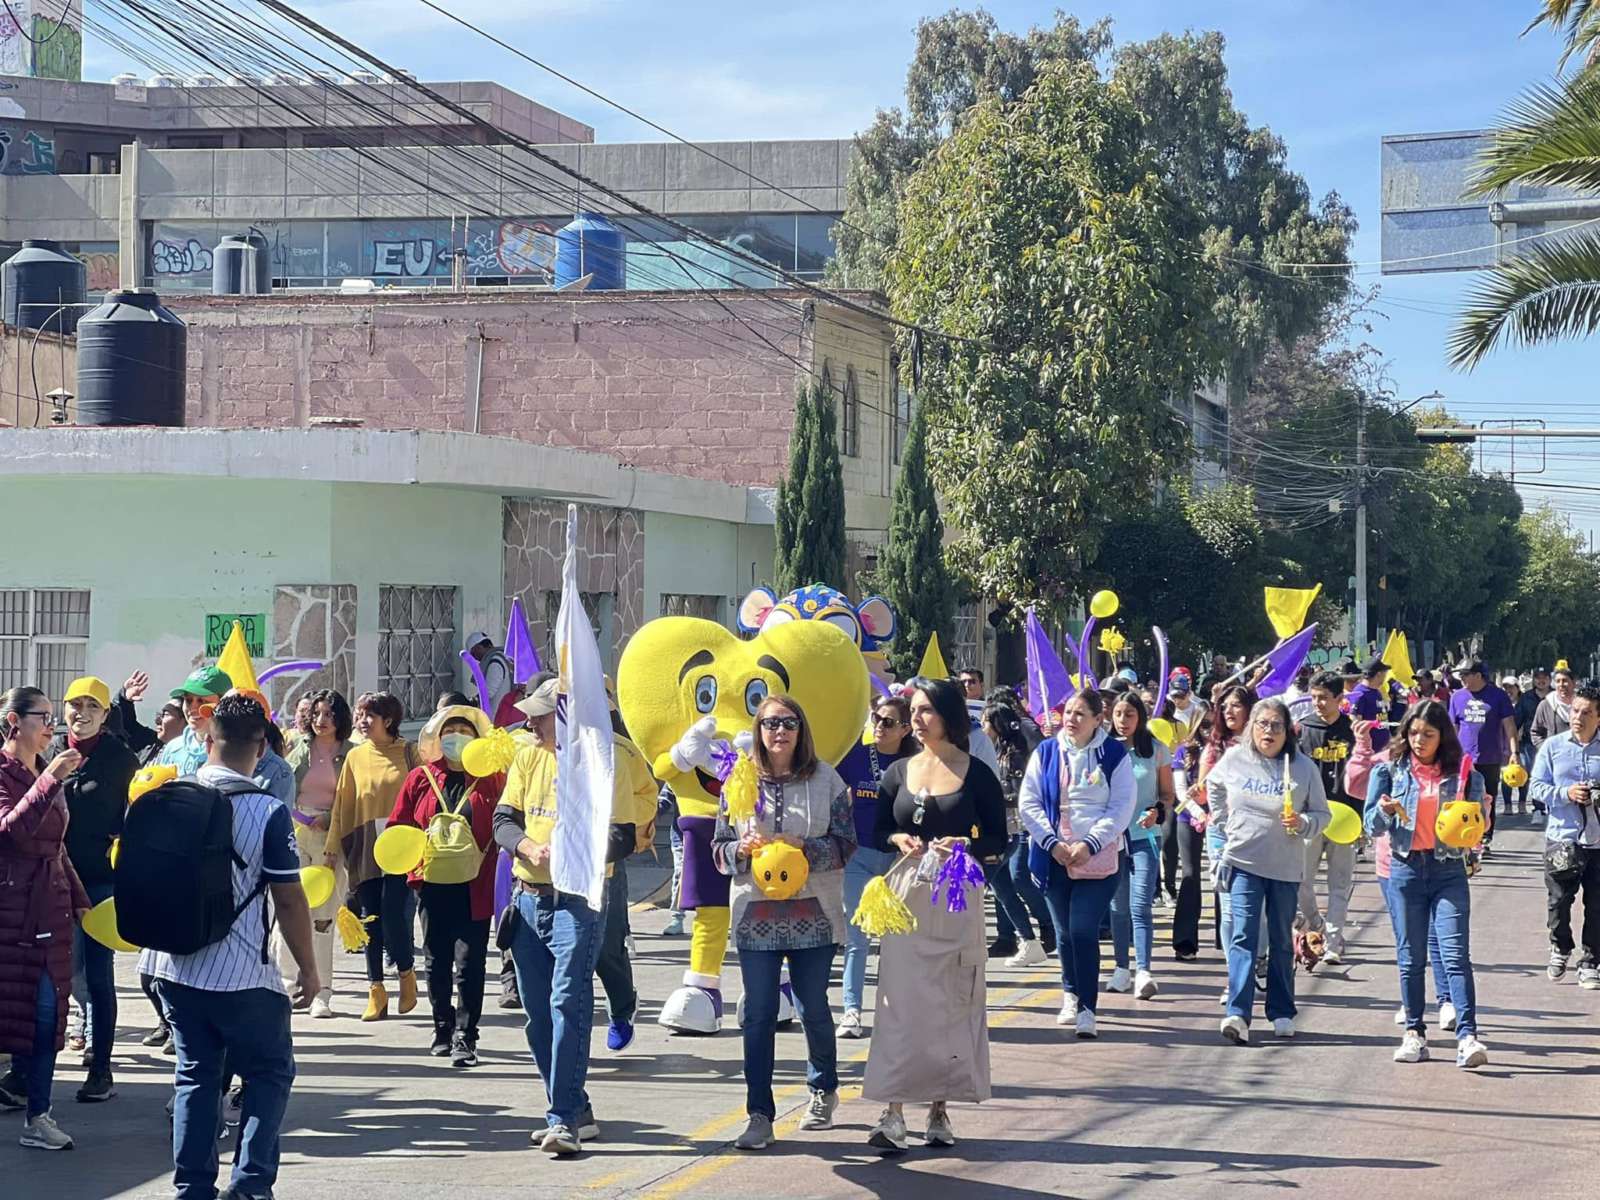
[1449,42,1600,366]
[1527,0,1600,71]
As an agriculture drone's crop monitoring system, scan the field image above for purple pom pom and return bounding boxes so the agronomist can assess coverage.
[930,842,987,914]
[710,740,738,782]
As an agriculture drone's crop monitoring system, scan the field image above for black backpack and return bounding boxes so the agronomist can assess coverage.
[114,780,274,961]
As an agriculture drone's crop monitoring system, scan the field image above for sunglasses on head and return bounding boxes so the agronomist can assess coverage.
[759,716,800,732]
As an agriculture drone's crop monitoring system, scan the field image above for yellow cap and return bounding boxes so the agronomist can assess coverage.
[63,676,111,709]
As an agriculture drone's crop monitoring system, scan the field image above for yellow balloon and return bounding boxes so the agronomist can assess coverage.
[109,835,121,869]
[1148,718,1177,749]
[461,738,499,778]
[1324,803,1362,845]
[81,897,140,953]
[373,824,427,875]
[300,865,335,909]
[1436,800,1486,850]
[1090,590,1120,620]
[1500,763,1528,789]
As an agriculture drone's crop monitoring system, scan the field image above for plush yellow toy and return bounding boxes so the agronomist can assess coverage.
[1436,800,1486,849]
[752,841,809,901]
[129,763,178,803]
[1500,762,1529,789]
[618,615,869,1033]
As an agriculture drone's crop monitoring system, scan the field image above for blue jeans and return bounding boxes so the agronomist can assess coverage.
[1378,877,1452,1007]
[509,888,603,1130]
[72,880,117,1073]
[840,846,895,1013]
[1223,868,1298,1024]
[1389,852,1477,1036]
[595,862,635,1023]
[1111,837,1160,972]
[159,981,295,1200]
[737,943,837,1119]
[990,833,1053,944]
[12,972,59,1119]
[1040,860,1119,1013]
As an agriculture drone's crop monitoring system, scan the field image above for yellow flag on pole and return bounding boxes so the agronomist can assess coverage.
[1381,628,1417,690]
[917,632,950,681]
[1263,584,1322,641]
[215,621,261,694]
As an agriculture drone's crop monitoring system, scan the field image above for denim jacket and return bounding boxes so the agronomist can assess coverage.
[1530,731,1600,847]
[1364,758,1485,862]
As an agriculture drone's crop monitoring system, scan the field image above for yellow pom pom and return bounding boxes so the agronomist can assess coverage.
[335,905,375,952]
[851,875,918,937]
[723,753,759,824]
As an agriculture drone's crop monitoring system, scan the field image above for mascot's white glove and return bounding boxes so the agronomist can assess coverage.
[733,729,754,756]
[669,716,720,775]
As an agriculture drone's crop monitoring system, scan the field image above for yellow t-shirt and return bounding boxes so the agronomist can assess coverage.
[500,736,651,884]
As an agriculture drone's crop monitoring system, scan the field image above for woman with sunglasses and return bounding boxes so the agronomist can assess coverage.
[712,696,854,1152]
[834,695,918,1039]
[0,687,89,1150]
[1207,697,1329,1043]
[864,677,1008,1153]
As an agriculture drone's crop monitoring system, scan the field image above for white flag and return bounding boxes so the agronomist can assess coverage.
[550,504,615,911]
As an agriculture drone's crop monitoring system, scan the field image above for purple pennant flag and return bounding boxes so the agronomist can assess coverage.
[1255,624,1318,699]
[1025,608,1075,724]
[506,597,542,686]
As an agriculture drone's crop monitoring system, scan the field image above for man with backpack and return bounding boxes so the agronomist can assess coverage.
[125,694,318,1200]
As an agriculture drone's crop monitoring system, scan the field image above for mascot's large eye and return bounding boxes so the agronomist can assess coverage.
[694,675,718,714]
[822,610,861,643]
[763,608,797,628]
[745,678,769,715]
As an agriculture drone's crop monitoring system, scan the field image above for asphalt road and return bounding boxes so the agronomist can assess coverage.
[6,817,1595,1200]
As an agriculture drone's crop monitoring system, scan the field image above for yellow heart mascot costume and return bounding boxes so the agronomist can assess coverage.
[618,612,870,1034]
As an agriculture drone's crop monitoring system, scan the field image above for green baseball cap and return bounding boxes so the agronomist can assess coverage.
[170,665,233,700]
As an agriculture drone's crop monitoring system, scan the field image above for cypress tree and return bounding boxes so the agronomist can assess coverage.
[875,396,953,677]
[774,380,848,594]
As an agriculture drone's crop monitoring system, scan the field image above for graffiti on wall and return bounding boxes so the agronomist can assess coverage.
[76,249,118,292]
[152,238,213,276]
[0,3,25,75]
[30,14,81,81]
[0,128,57,175]
[372,236,440,277]
[463,220,558,278]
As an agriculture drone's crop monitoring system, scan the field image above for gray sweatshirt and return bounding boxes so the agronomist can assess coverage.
[1205,744,1330,884]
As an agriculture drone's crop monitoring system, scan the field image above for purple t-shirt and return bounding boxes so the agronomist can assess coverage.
[1449,683,1515,765]
[1348,681,1390,753]
[836,741,914,847]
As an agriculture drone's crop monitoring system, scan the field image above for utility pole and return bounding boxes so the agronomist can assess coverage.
[1354,396,1368,659]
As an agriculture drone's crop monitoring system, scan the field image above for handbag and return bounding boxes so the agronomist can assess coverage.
[1058,753,1120,880]
[882,849,975,943]
[1546,839,1584,882]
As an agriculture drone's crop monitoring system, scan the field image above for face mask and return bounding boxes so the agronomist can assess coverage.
[440,733,472,763]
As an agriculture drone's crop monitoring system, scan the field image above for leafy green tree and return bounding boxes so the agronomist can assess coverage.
[1496,505,1600,665]
[774,381,847,594]
[868,397,954,677]
[889,62,1220,619]
[1526,0,1600,70]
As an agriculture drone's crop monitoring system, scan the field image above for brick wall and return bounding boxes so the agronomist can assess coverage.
[172,291,895,493]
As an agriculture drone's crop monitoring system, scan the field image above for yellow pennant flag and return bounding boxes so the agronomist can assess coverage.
[917,632,950,681]
[1263,584,1322,641]
[1382,628,1417,690]
[215,620,261,694]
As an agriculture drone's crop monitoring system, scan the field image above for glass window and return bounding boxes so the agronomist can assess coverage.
[0,589,92,710]
[362,219,448,281]
[796,214,839,277]
[842,366,860,458]
[148,221,220,290]
[891,361,911,465]
[323,220,362,283]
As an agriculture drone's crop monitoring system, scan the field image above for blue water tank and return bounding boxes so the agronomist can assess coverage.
[75,289,188,428]
[555,213,625,290]
[2,240,87,335]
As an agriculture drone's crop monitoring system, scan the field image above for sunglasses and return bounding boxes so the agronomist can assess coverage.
[21,710,53,722]
[872,715,906,727]
[759,716,800,732]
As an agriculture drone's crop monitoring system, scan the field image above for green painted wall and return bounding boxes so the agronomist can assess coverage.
[643,511,775,627]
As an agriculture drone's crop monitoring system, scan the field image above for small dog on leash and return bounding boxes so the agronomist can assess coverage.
[1293,928,1327,972]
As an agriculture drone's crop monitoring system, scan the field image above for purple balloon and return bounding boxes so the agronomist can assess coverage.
[460,649,493,715]
[1153,626,1170,714]
[257,660,323,685]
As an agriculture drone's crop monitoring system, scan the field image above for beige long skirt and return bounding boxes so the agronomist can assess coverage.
[861,872,991,1104]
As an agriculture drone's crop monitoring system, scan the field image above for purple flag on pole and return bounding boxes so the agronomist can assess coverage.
[506,597,542,686]
[1025,609,1075,723]
[1255,624,1318,699]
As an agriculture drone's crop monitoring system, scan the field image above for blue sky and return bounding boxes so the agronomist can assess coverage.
[85,1,1600,538]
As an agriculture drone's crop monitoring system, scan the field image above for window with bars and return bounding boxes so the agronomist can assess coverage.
[841,366,860,458]
[377,585,458,721]
[660,593,723,622]
[952,601,981,674]
[891,365,912,465]
[0,590,91,709]
[543,590,614,673]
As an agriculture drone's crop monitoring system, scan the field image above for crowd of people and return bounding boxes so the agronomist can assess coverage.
[0,635,1595,1194]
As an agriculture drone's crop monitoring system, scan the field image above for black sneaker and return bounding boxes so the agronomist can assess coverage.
[140,1025,170,1047]
[430,1029,453,1057]
[0,1069,25,1110]
[987,938,1019,960]
[1039,929,1057,957]
[76,1070,116,1104]
[450,1033,478,1068]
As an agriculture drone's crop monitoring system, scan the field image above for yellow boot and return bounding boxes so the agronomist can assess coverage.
[397,968,419,1015]
[362,982,388,1022]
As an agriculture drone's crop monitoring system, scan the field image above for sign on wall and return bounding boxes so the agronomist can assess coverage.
[206,613,266,658]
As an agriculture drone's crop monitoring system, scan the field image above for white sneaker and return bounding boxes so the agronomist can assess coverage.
[798,1089,837,1131]
[1134,970,1159,1000]
[1393,1031,1429,1063]
[835,1008,864,1039]
[1438,1002,1457,1033]
[1273,1017,1295,1039]
[1006,939,1048,968]
[1055,992,1079,1025]
[1075,1009,1097,1039]
[1456,1036,1489,1069]
[310,992,334,1020]
[1394,1005,1407,1026]
[1220,1015,1249,1044]
[925,1104,956,1147]
[1105,967,1133,993]
[868,1107,908,1153]
[19,1110,73,1151]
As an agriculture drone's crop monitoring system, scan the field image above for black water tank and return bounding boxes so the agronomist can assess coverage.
[75,289,188,427]
[212,232,272,295]
[2,240,87,335]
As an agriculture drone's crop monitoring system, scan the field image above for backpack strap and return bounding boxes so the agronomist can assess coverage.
[223,786,282,965]
[421,766,469,816]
